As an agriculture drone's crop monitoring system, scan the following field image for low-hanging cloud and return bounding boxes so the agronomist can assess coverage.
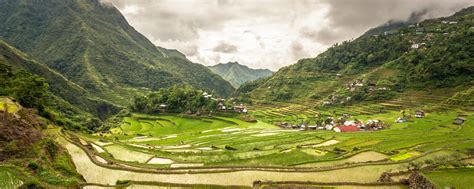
[213,41,238,53]
[104,0,473,71]
[305,0,474,45]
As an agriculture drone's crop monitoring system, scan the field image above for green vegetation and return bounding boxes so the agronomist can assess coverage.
[236,7,473,107]
[77,108,474,169]
[0,111,84,188]
[423,168,474,189]
[0,0,233,108]
[130,85,227,114]
[0,167,23,189]
[0,1,472,188]
[0,63,48,111]
[208,62,273,88]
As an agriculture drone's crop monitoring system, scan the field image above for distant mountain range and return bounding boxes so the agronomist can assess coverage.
[0,0,234,111]
[208,62,273,88]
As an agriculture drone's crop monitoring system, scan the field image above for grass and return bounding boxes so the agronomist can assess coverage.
[0,167,23,188]
[0,97,20,113]
[423,168,474,189]
[74,109,474,169]
[390,151,421,161]
[104,144,154,163]
[63,102,473,187]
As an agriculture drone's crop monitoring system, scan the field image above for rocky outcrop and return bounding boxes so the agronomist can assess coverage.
[408,172,436,189]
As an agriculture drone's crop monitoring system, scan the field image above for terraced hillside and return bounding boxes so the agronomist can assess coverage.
[61,110,473,187]
[236,6,474,111]
[249,88,473,125]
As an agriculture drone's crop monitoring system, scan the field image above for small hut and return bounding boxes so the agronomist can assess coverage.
[453,117,466,125]
[159,104,167,112]
[415,110,425,118]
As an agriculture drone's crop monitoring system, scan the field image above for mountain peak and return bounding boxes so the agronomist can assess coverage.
[208,62,273,88]
[0,0,234,104]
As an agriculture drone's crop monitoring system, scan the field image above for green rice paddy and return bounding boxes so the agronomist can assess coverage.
[68,91,473,187]
[75,108,473,169]
[423,168,474,189]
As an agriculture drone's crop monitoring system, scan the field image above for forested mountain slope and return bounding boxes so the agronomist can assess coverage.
[236,7,473,107]
[0,0,234,104]
[208,62,273,88]
[0,40,120,120]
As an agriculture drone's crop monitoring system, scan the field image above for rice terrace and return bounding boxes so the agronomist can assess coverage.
[0,0,473,189]
[56,99,474,188]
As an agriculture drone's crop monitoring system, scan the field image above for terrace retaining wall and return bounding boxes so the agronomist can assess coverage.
[408,172,436,189]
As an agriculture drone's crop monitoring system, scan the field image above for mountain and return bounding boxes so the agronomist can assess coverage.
[236,7,474,107]
[0,0,234,106]
[0,40,120,120]
[363,10,427,37]
[208,62,273,88]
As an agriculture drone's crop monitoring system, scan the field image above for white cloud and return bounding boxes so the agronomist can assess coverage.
[107,0,473,71]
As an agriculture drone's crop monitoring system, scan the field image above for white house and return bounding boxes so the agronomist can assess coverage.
[325,124,334,130]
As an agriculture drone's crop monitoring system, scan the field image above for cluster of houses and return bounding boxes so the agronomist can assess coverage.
[395,110,467,126]
[278,109,469,133]
[157,92,248,114]
[278,115,386,133]
[441,20,458,25]
[322,78,389,106]
[203,92,248,113]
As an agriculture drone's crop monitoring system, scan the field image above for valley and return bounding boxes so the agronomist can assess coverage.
[52,104,473,188]
[0,1,473,188]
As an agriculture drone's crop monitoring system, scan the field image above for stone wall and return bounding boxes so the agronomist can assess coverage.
[408,172,436,189]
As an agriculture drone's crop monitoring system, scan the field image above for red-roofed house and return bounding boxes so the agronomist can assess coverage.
[334,125,359,132]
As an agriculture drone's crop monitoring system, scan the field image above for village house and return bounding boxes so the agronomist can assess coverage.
[159,104,167,112]
[217,102,226,110]
[334,125,359,132]
[453,117,466,125]
[233,104,247,113]
[202,92,213,99]
[415,110,425,118]
[325,124,334,130]
[307,125,317,130]
[415,31,424,35]
[395,117,408,123]
[411,42,426,49]
[366,119,384,130]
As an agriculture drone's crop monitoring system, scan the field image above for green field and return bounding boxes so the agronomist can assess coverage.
[0,97,20,113]
[64,97,474,188]
[73,108,474,170]
[423,168,474,189]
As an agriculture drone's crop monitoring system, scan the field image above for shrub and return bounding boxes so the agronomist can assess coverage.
[225,145,237,150]
[41,139,58,159]
[19,179,43,189]
[28,160,40,170]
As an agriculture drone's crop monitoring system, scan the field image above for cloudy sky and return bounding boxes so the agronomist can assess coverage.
[102,0,473,71]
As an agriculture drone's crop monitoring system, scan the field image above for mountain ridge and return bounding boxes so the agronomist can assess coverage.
[0,0,234,105]
[208,62,273,88]
[236,6,473,107]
